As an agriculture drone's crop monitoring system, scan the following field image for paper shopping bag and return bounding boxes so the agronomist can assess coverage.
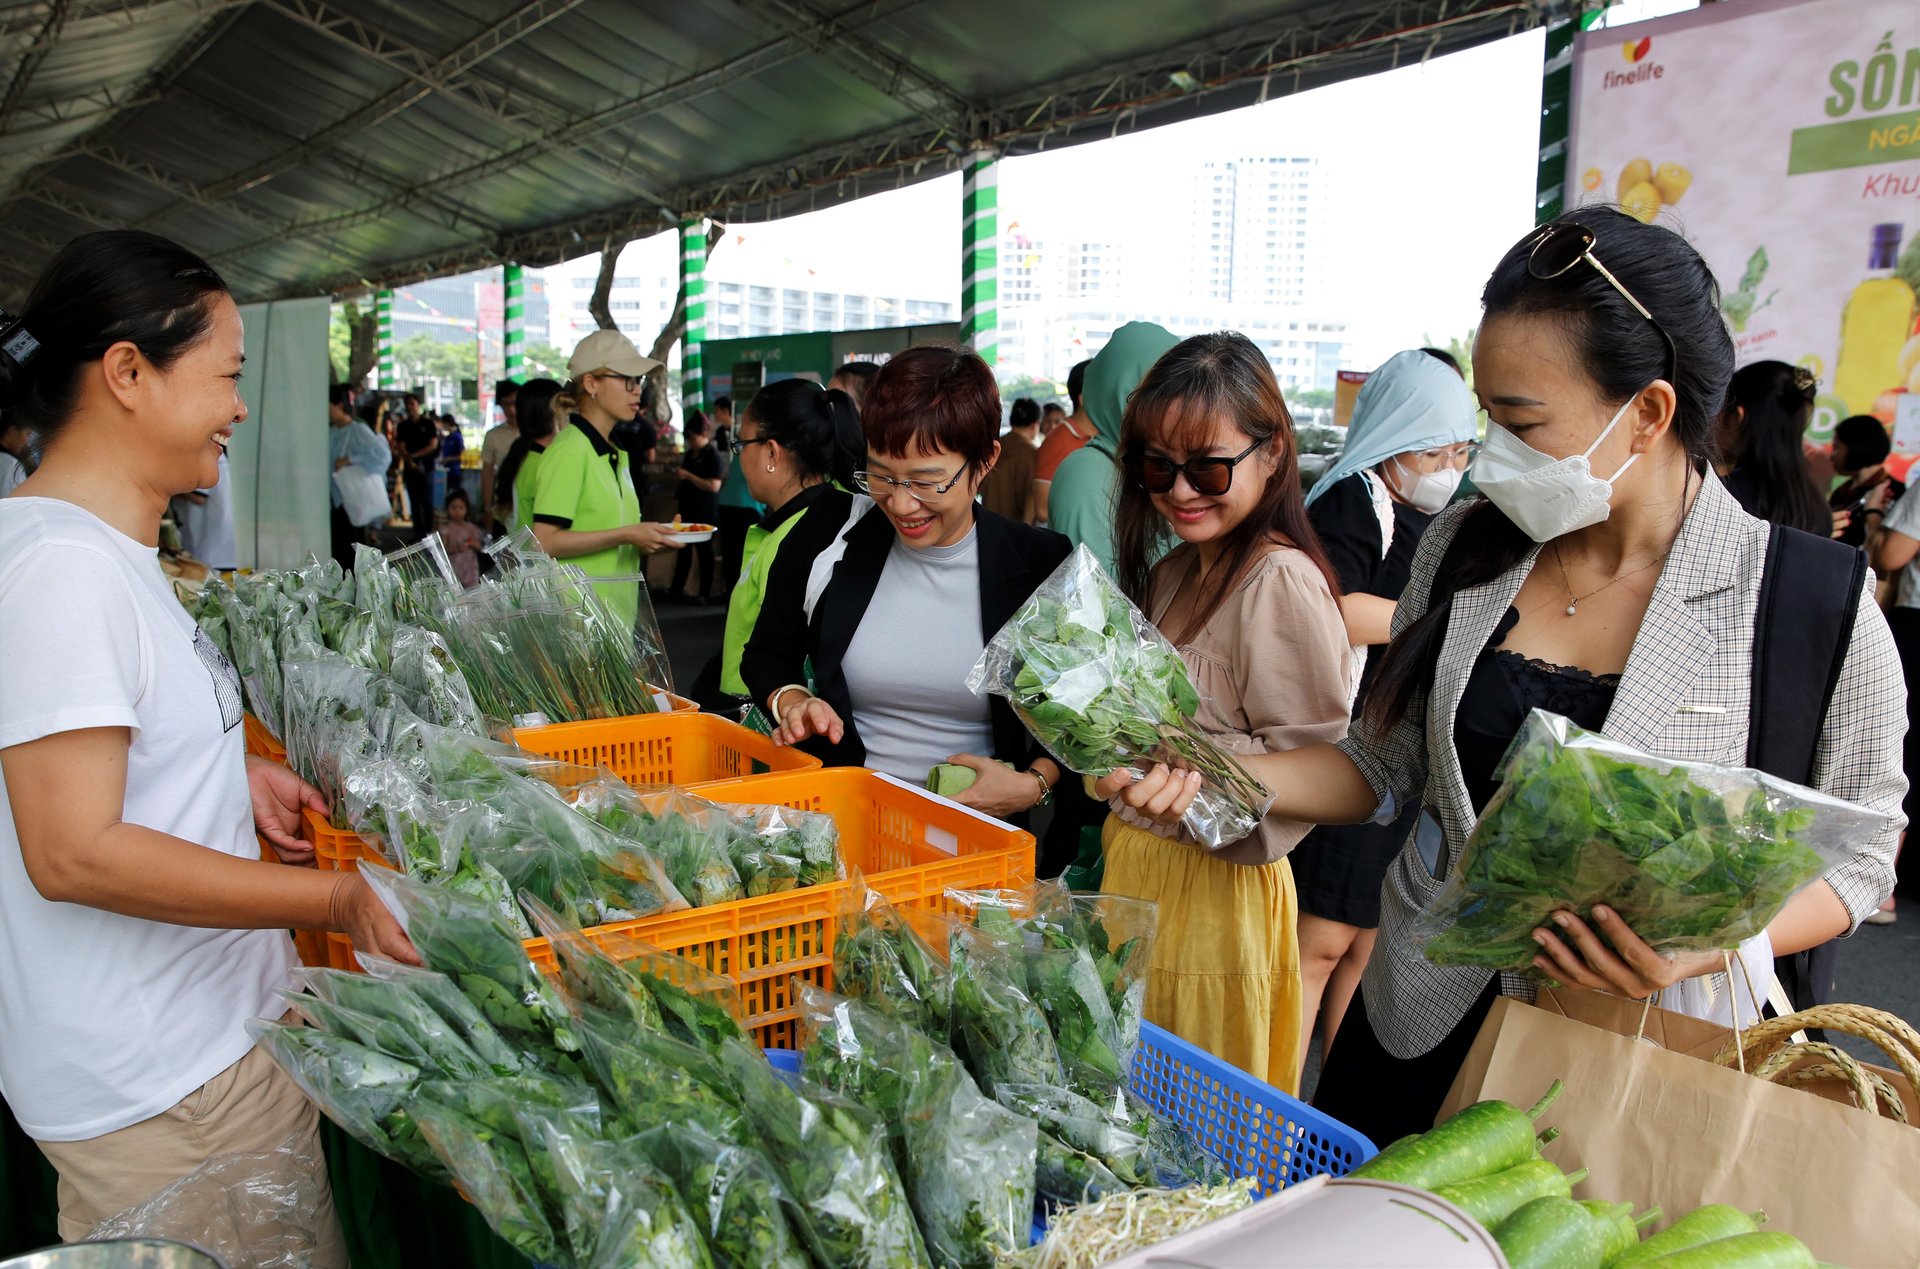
[1436,993,1920,1268]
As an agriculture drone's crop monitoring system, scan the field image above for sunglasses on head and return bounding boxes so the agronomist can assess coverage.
[1123,437,1264,496]
[1525,221,1677,383]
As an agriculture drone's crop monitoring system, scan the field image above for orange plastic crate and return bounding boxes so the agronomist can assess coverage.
[509,711,820,787]
[243,713,287,764]
[523,767,1037,1047]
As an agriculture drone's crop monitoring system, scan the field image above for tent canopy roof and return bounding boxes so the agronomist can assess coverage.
[0,0,1546,303]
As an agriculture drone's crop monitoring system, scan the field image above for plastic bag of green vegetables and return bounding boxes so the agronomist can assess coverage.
[541,1126,715,1269]
[965,546,1272,851]
[715,1037,931,1269]
[1032,1129,1128,1208]
[947,921,1066,1096]
[245,1017,440,1181]
[833,882,954,1042]
[582,787,745,909]
[291,966,496,1079]
[525,897,750,1054]
[411,1098,564,1265]
[719,803,842,894]
[1024,885,1157,1091]
[639,1122,812,1269]
[1414,709,1879,969]
[965,901,1123,1100]
[388,623,483,733]
[414,1075,603,1242]
[279,987,463,1079]
[359,868,583,1078]
[353,952,537,1076]
[568,1001,747,1142]
[992,1084,1152,1188]
[346,783,534,939]
[279,656,382,810]
[798,985,1037,1269]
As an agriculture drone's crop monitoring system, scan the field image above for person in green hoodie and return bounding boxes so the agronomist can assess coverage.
[1045,321,1180,575]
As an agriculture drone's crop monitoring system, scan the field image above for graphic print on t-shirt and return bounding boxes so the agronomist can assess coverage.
[193,625,244,732]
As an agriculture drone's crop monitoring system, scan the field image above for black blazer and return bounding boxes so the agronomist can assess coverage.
[741,502,1072,770]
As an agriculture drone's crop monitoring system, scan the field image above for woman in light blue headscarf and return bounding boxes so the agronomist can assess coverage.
[1292,348,1477,1067]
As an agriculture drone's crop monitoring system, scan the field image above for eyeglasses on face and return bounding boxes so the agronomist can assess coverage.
[1525,222,1678,383]
[587,372,643,392]
[852,465,968,503]
[1123,437,1265,496]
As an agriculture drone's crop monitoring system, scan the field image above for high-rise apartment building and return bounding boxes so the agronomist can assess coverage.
[1192,156,1328,308]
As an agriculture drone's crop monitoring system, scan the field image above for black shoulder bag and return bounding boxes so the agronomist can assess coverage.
[1747,523,1870,1017]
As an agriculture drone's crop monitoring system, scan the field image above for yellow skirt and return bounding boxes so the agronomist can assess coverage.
[1101,815,1305,1095]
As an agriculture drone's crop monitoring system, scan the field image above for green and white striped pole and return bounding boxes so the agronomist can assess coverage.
[960,148,998,367]
[375,288,394,388]
[504,263,526,381]
[679,217,706,411]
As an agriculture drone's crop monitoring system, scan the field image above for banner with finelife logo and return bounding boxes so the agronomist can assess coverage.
[1566,0,1920,446]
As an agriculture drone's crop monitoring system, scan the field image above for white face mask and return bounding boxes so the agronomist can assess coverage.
[1470,398,1640,542]
[1387,456,1463,515]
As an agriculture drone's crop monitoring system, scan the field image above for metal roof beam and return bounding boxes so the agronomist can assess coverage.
[0,1,75,135]
[141,0,585,222]
[208,0,930,270]
[0,0,249,58]
[734,0,969,132]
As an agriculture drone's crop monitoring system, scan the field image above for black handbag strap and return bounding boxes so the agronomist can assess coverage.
[1747,523,1866,783]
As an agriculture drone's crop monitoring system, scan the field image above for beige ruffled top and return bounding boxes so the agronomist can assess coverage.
[1123,542,1353,866]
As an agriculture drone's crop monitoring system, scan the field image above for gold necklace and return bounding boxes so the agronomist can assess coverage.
[1553,541,1669,617]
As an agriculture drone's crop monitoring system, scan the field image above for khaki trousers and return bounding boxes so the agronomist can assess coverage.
[34,1039,348,1267]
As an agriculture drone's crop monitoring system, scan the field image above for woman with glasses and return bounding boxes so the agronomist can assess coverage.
[1102,209,1905,1145]
[529,329,680,628]
[687,378,863,715]
[1291,350,1478,1075]
[1092,332,1352,1094]
[741,345,1074,821]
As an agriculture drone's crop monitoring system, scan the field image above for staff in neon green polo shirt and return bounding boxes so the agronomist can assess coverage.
[686,378,863,711]
[529,329,679,627]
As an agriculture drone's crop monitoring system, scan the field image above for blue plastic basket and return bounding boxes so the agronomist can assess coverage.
[1130,1019,1375,1196]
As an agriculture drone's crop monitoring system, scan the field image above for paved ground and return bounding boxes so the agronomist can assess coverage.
[651,594,728,693]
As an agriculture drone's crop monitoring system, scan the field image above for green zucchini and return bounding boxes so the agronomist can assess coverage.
[1435,1160,1586,1229]
[1581,1199,1660,1266]
[1496,1196,1610,1269]
[1351,1080,1564,1191]
[1615,1207,1767,1267]
[1637,1232,1815,1269]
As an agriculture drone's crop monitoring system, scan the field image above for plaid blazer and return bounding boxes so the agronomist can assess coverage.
[1338,473,1908,1058]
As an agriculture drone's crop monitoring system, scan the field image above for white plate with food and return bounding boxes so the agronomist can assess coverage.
[666,521,716,544]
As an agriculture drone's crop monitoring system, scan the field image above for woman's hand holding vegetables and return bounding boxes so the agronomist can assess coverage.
[330,874,422,965]
[1531,906,1726,999]
[946,753,1053,817]
[247,754,326,865]
[772,689,844,747]
[1093,763,1203,828]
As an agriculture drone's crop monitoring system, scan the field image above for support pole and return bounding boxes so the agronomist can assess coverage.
[1535,5,1602,225]
[504,262,526,382]
[376,289,394,388]
[679,216,706,412]
[960,148,998,368]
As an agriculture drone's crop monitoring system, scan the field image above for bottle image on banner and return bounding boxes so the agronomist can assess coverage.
[1834,224,1916,420]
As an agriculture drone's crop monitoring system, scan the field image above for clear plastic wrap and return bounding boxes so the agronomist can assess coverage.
[471,777,689,925]
[947,921,1066,1096]
[348,784,532,939]
[245,1017,439,1181]
[359,868,584,1080]
[525,896,748,1055]
[387,623,483,732]
[718,803,842,894]
[1413,708,1881,969]
[575,786,746,909]
[965,545,1272,850]
[831,881,954,1042]
[355,951,537,1077]
[279,657,384,815]
[85,1132,327,1269]
[714,1037,930,1269]
[539,1127,714,1269]
[290,968,492,1079]
[1023,884,1158,1095]
[638,1122,812,1269]
[410,1098,563,1265]
[569,1001,747,1142]
[798,984,1037,1269]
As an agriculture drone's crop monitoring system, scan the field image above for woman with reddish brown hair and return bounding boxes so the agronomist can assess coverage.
[1093,331,1353,1093]
[741,344,1075,827]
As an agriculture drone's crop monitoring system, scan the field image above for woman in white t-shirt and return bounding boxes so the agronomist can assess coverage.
[0,230,417,1257]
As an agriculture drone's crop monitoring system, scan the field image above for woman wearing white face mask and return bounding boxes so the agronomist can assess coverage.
[1099,209,1906,1144]
[1291,350,1477,1076]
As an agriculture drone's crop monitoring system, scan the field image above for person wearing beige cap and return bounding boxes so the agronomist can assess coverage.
[529,328,679,627]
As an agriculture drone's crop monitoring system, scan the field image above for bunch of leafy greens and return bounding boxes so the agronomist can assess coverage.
[638,1122,813,1269]
[966,546,1270,849]
[1416,709,1869,969]
[833,884,955,1042]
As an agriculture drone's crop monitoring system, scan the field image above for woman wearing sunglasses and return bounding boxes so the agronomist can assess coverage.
[1097,332,1353,1094]
[1101,209,1904,1144]
[1290,349,1478,1075]
[741,345,1076,824]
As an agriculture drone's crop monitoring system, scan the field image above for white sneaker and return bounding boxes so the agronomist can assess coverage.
[1865,906,1898,925]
